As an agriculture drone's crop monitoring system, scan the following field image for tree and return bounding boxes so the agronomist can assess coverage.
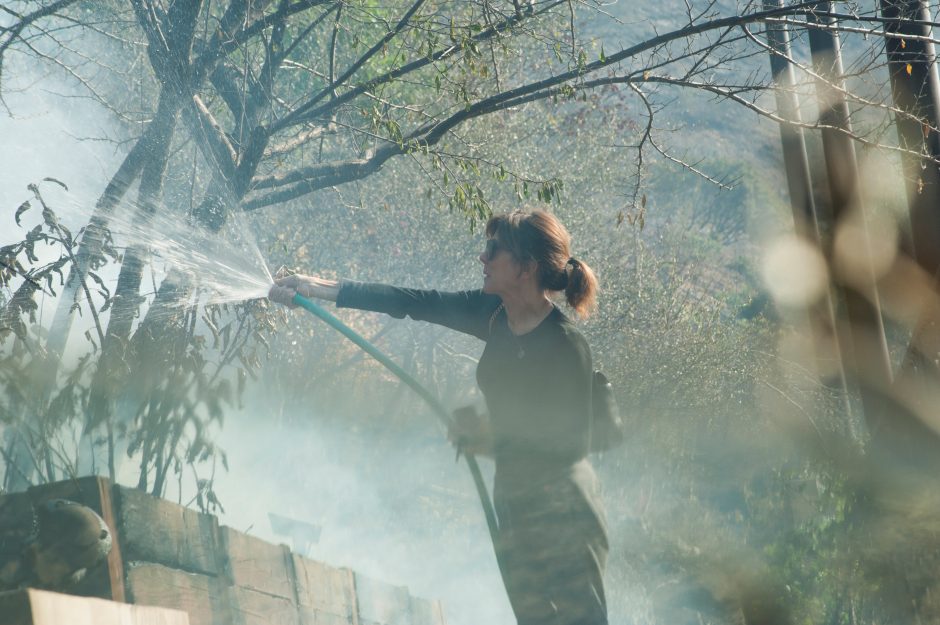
[0,0,927,498]
[1,0,821,492]
[6,2,940,620]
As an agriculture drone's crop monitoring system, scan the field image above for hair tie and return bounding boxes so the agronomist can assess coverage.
[553,258,576,291]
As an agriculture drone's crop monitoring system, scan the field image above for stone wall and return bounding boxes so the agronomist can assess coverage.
[0,477,446,625]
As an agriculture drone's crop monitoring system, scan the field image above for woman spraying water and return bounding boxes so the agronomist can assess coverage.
[269,209,608,625]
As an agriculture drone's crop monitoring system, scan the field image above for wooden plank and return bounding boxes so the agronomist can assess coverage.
[229,585,300,625]
[97,478,126,601]
[24,477,124,601]
[116,486,220,576]
[0,588,189,625]
[125,563,227,625]
[291,556,357,624]
[220,526,293,599]
[352,573,412,625]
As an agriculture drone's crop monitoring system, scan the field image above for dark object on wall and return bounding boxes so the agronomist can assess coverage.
[0,499,112,592]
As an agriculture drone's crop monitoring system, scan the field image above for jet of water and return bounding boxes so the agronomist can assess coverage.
[58,198,274,305]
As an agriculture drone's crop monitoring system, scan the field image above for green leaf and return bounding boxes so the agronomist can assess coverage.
[15,201,30,226]
[42,177,69,190]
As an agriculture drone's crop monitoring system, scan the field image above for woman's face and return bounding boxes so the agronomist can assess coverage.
[479,238,525,295]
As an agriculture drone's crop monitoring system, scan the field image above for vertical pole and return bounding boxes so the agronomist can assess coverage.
[879,0,940,369]
[764,0,821,238]
[763,0,855,421]
[806,4,894,408]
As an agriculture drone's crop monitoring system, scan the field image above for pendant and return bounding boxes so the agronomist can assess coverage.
[517,347,525,359]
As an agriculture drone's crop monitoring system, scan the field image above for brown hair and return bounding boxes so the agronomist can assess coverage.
[485,209,598,318]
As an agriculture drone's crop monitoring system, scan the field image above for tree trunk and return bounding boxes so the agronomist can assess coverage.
[82,88,183,471]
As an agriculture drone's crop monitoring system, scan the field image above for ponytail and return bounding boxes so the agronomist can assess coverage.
[564,257,598,319]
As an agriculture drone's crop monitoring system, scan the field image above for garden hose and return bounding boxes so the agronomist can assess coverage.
[291,292,500,545]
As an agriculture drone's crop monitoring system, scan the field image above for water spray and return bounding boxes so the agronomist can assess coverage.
[289,292,500,545]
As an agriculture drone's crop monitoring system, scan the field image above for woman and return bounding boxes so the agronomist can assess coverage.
[269,209,608,625]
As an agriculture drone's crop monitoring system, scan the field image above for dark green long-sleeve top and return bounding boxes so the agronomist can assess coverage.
[336,281,594,485]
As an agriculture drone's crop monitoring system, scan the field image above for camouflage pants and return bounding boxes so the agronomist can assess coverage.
[493,462,608,625]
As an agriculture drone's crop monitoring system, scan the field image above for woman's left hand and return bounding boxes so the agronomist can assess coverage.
[449,406,493,458]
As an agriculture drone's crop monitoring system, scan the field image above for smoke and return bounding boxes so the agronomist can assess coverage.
[211,400,514,625]
[0,50,126,357]
[0,59,123,248]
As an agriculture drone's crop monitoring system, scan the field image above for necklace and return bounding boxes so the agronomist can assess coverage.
[490,302,551,359]
[490,304,526,359]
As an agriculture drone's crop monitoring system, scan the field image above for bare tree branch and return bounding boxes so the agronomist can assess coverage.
[275,0,430,130]
[0,0,80,90]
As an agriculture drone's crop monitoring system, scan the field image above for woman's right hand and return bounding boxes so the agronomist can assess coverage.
[268,272,341,307]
